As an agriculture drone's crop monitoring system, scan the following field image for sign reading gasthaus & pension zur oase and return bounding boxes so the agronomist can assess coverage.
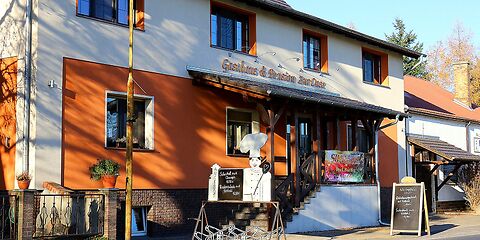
[221,59,327,89]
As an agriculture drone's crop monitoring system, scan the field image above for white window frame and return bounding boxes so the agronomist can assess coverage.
[131,207,147,237]
[105,91,154,150]
[225,107,260,156]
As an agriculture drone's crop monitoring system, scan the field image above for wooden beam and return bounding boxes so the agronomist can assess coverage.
[268,108,277,200]
[428,164,441,176]
[436,164,462,194]
[272,104,285,127]
[294,114,301,207]
[256,103,270,125]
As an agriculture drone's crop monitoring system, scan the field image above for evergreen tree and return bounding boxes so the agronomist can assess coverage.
[385,18,427,78]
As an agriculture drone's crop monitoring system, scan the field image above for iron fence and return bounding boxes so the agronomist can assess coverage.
[33,193,104,239]
[0,195,17,240]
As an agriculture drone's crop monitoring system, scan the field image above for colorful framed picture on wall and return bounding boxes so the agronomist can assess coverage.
[324,150,365,183]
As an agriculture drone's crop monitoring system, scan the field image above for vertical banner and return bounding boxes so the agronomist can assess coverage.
[324,150,364,183]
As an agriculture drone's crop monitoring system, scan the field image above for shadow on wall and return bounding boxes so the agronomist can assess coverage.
[0,57,18,190]
[113,190,240,238]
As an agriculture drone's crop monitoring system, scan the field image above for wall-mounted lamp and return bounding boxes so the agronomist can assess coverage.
[254,51,277,63]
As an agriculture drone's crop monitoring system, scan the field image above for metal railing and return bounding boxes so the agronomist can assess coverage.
[33,193,104,239]
[0,195,17,240]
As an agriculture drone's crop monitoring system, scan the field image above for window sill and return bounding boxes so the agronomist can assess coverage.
[211,45,257,58]
[76,14,145,32]
[303,67,329,76]
[362,81,390,89]
[105,147,155,152]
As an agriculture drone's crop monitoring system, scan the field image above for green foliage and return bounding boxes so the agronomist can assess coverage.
[16,171,31,181]
[385,18,427,78]
[89,159,120,181]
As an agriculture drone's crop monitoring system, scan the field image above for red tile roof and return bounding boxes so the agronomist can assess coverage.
[404,75,480,123]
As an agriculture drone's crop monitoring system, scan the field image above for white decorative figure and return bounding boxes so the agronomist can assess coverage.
[239,133,271,202]
[208,164,221,201]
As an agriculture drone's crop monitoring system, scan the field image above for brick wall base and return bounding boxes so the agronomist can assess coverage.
[436,200,467,212]
[116,189,237,238]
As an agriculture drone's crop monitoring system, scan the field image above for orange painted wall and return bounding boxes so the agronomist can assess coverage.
[62,58,287,189]
[0,57,17,190]
[378,119,399,187]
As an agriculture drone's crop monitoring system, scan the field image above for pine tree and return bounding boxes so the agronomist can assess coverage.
[385,18,427,78]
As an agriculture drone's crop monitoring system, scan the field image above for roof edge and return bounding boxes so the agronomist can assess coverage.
[407,107,480,125]
[237,0,423,58]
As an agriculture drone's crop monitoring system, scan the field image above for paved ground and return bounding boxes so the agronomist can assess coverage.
[286,213,480,240]
[147,212,480,239]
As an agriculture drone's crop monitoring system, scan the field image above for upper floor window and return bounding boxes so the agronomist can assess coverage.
[362,48,388,86]
[211,3,256,55]
[77,0,144,30]
[303,31,328,72]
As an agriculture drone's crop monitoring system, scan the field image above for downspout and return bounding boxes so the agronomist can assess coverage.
[22,0,33,172]
[466,121,471,153]
[376,114,401,226]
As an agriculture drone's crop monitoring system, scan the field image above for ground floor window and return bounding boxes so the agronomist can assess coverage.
[226,108,259,155]
[106,92,154,150]
[132,207,147,236]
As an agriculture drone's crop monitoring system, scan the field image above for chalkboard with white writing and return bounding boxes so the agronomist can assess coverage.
[390,182,429,236]
[217,169,244,201]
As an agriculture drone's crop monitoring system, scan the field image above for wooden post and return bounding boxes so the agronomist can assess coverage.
[334,117,340,150]
[315,110,321,185]
[125,0,135,239]
[294,114,300,207]
[268,109,276,200]
[351,118,358,151]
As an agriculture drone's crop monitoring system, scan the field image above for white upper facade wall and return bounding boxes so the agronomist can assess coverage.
[37,0,405,111]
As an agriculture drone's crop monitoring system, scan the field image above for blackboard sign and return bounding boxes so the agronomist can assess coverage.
[390,182,430,236]
[217,169,243,201]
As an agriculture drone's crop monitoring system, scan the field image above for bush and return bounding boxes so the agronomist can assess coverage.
[458,163,480,213]
[89,159,120,181]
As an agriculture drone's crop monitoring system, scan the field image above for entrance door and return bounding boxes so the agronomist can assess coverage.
[415,164,435,212]
[297,118,313,164]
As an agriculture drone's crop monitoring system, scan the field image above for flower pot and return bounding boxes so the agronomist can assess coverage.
[18,180,30,190]
[101,175,118,188]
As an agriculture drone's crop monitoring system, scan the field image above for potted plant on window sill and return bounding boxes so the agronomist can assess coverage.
[16,171,32,190]
[89,159,120,188]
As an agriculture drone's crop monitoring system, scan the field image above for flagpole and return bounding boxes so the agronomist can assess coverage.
[125,0,135,238]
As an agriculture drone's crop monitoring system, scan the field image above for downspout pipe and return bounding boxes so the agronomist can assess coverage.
[22,0,33,172]
[466,121,471,153]
[376,114,401,226]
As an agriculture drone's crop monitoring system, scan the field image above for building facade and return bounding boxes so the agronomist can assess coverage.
[404,68,480,212]
[1,0,420,237]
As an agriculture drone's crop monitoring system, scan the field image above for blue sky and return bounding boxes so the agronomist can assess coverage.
[287,0,480,53]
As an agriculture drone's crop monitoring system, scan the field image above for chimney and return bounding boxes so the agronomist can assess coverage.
[453,61,471,108]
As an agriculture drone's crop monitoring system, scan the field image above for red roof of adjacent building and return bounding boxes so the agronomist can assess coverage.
[404,75,480,123]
